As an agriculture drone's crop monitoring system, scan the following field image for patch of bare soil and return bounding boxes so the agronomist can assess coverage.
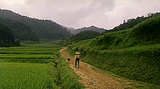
[60,47,125,89]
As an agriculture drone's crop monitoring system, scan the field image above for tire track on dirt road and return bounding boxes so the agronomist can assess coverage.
[60,47,125,89]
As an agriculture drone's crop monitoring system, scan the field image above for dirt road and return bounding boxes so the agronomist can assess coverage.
[60,47,125,89]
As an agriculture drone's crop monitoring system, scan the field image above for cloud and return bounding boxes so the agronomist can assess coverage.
[53,0,115,28]
[0,0,160,29]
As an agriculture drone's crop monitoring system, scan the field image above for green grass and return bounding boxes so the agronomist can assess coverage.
[68,42,160,86]
[58,59,84,89]
[49,58,85,89]
[0,62,52,89]
[67,15,160,86]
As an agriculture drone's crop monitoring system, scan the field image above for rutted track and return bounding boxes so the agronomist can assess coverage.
[60,47,125,89]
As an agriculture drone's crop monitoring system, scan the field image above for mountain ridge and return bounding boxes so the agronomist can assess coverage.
[0,9,72,41]
[75,25,106,34]
[64,25,106,35]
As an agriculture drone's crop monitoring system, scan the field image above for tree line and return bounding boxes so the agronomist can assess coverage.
[54,30,101,46]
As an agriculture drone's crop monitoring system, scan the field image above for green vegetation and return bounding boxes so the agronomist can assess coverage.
[0,44,84,89]
[0,62,52,89]
[107,12,160,32]
[0,45,59,63]
[92,15,160,50]
[51,57,84,89]
[54,30,101,46]
[0,9,71,41]
[1,8,160,89]
[0,17,39,42]
[0,24,20,47]
[70,30,101,42]
[67,15,160,86]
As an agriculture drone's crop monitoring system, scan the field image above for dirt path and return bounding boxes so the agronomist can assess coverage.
[60,47,125,89]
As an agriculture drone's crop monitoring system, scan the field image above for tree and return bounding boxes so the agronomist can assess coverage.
[0,24,16,47]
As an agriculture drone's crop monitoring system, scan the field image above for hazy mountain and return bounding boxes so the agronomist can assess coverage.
[0,9,72,41]
[63,25,106,35]
[62,26,76,34]
[74,25,106,34]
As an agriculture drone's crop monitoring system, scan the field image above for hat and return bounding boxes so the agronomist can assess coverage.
[75,52,80,55]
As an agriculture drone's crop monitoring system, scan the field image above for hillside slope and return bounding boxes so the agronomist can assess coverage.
[0,9,71,40]
[107,12,160,32]
[90,15,160,50]
[67,15,160,85]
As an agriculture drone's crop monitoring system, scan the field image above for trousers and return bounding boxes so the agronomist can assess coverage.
[75,58,80,68]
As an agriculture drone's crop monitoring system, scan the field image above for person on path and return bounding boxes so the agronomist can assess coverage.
[75,52,80,68]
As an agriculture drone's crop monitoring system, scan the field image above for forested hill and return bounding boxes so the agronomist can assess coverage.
[0,9,71,41]
[107,12,160,32]
[0,17,39,42]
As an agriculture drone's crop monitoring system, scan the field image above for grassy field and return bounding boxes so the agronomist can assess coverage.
[0,44,84,89]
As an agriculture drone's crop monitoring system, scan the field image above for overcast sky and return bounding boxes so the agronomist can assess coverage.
[0,0,160,29]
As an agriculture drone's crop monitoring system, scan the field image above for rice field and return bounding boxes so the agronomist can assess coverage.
[0,62,52,89]
[0,44,59,89]
[0,45,61,63]
[0,44,84,89]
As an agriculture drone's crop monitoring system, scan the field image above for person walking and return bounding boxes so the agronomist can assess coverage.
[75,52,80,68]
